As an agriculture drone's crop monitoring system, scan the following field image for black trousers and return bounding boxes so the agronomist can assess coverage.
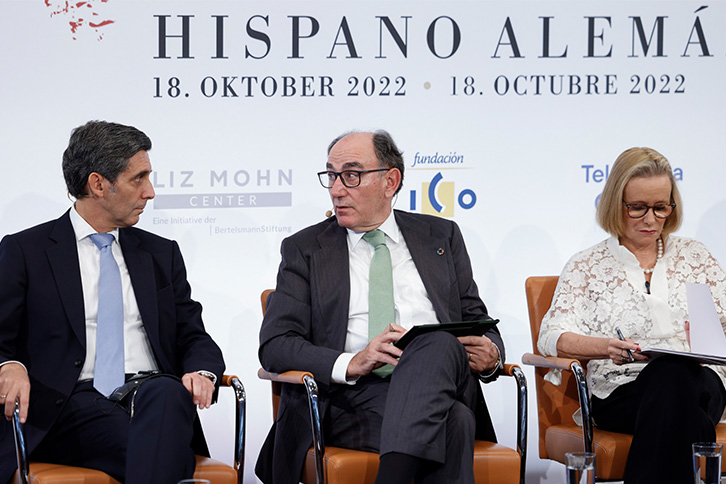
[31,375,197,484]
[592,356,726,484]
[324,331,479,484]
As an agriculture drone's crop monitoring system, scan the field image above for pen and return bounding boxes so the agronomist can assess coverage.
[615,326,635,362]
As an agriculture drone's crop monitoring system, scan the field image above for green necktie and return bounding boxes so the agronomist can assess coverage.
[363,229,395,377]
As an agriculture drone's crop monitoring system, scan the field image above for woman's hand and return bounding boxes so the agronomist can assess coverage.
[607,337,647,365]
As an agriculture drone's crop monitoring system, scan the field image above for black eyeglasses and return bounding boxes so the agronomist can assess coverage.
[317,168,390,189]
[622,201,676,219]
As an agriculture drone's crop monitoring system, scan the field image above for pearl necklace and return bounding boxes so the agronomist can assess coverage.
[642,238,663,274]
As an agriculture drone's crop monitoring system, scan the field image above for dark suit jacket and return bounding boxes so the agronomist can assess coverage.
[0,210,225,484]
[256,210,504,484]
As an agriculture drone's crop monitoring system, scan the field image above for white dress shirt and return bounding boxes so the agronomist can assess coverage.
[330,212,439,384]
[70,207,158,380]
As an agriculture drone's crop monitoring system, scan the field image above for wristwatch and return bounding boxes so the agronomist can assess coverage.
[196,370,217,386]
[479,343,503,379]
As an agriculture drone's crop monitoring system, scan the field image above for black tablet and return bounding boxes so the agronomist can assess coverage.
[393,319,499,349]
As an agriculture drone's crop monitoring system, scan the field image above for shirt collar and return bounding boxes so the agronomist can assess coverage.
[607,235,673,266]
[346,210,400,248]
[70,205,120,243]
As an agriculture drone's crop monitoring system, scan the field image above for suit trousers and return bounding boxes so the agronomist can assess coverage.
[31,375,197,484]
[325,331,479,484]
[592,355,726,484]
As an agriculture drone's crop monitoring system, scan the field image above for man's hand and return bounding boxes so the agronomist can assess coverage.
[181,372,215,410]
[0,363,30,423]
[457,335,499,374]
[347,323,406,379]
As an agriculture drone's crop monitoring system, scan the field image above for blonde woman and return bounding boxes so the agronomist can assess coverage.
[539,147,726,484]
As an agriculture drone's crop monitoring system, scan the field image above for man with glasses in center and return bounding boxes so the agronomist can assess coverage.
[256,130,504,484]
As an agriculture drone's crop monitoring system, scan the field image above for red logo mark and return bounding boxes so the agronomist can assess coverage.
[45,0,115,40]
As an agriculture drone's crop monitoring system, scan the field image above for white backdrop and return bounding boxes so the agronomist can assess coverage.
[2,1,726,482]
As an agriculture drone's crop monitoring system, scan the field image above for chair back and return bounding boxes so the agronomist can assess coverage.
[260,289,283,420]
[524,276,583,459]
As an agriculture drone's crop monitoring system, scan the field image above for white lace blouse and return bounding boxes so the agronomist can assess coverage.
[538,236,726,399]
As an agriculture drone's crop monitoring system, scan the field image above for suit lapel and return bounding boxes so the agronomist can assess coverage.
[313,221,350,350]
[118,229,163,360]
[395,211,453,323]
[47,212,86,347]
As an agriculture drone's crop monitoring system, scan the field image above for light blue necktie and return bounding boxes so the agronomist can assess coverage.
[89,233,125,397]
[362,229,395,378]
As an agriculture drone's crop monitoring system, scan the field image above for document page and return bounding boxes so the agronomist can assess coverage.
[688,282,726,356]
[638,283,726,364]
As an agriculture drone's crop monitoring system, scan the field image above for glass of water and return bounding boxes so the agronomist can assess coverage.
[565,451,596,484]
[692,442,722,484]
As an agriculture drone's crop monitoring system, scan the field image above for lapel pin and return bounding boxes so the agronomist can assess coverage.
[437,248,444,256]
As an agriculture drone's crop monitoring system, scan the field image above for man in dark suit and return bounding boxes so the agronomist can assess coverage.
[0,121,225,484]
[256,131,504,484]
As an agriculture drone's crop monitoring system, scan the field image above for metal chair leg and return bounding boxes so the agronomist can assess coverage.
[13,400,29,484]
[510,366,528,484]
[302,374,325,484]
[228,376,246,484]
[571,361,594,453]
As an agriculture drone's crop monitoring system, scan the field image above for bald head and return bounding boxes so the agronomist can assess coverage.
[327,130,404,195]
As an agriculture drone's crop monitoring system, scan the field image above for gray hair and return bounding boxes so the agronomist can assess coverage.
[62,120,152,198]
[327,130,405,195]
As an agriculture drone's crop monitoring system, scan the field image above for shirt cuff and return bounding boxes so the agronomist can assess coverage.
[331,352,358,385]
[196,370,217,386]
[0,361,27,373]
[541,329,565,356]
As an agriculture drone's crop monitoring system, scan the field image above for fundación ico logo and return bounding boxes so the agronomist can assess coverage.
[407,151,477,218]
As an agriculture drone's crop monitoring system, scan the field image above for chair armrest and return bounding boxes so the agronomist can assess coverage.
[500,364,527,484]
[220,374,246,484]
[257,369,314,385]
[13,400,29,484]
[502,363,521,377]
[521,352,582,371]
[521,353,594,453]
[258,368,325,484]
